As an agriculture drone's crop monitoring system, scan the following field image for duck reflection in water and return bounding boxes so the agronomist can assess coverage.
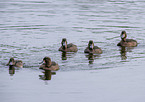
[9,65,15,76]
[85,53,101,64]
[61,52,67,60]
[39,70,55,80]
[39,69,56,80]
[61,52,76,60]
[119,46,134,60]
[120,47,127,60]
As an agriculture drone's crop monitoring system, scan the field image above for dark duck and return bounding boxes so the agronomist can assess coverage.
[39,57,59,71]
[59,38,78,52]
[117,31,137,47]
[7,57,23,68]
[84,40,102,54]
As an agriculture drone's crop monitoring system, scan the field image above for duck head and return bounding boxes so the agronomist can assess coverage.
[61,38,67,50]
[121,31,127,42]
[88,40,94,51]
[43,57,52,68]
[7,57,15,66]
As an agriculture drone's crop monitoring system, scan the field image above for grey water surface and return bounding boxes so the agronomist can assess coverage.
[0,0,145,102]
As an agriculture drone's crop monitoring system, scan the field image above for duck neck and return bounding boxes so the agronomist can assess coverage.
[62,41,67,50]
[9,65,15,69]
[89,44,94,51]
[62,45,67,50]
[45,61,52,68]
[8,60,15,66]
[122,38,126,42]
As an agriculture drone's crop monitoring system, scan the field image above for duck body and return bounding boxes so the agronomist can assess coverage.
[7,58,23,68]
[58,38,78,52]
[59,43,78,52]
[117,39,137,47]
[84,46,102,54]
[84,40,102,54]
[117,31,137,47]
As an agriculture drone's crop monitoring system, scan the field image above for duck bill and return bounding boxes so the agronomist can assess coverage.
[63,42,66,46]
[89,44,93,50]
[62,42,67,49]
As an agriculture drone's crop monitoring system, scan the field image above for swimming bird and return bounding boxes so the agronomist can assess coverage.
[117,31,137,47]
[39,57,59,71]
[84,40,102,54]
[58,38,78,52]
[7,57,23,68]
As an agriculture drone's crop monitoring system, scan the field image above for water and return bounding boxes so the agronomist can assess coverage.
[1,0,145,102]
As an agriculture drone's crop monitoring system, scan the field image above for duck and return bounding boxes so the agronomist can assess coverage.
[58,38,78,52]
[117,31,137,47]
[84,40,102,54]
[7,57,23,68]
[39,57,59,71]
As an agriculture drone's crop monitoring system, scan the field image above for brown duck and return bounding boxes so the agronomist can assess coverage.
[84,40,102,54]
[117,31,137,47]
[39,57,59,71]
[7,57,23,68]
[59,38,78,52]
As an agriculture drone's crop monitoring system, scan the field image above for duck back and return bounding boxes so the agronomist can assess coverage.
[117,39,137,47]
[84,46,102,54]
[59,43,78,52]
